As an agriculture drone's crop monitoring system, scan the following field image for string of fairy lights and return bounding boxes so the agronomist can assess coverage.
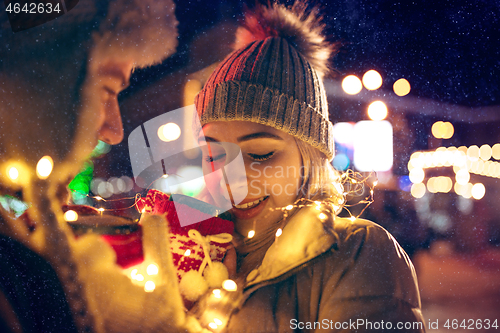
[3,149,378,235]
[2,152,378,332]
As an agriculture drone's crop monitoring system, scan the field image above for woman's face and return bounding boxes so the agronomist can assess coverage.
[199,121,303,236]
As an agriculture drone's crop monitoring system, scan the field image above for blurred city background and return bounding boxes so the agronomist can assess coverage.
[68,1,500,331]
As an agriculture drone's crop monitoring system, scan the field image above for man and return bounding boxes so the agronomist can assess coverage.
[0,1,180,331]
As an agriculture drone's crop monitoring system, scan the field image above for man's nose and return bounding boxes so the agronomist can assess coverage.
[97,95,124,145]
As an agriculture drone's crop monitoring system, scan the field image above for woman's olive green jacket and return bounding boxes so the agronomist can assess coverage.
[197,203,425,333]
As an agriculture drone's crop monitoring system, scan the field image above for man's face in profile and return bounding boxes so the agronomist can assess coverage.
[69,58,133,171]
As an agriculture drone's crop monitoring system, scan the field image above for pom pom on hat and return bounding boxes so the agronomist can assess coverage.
[233,2,337,78]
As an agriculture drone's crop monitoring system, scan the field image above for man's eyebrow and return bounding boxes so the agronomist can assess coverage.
[237,132,283,142]
[99,66,130,89]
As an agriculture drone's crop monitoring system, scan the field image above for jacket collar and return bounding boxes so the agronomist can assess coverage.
[244,203,341,288]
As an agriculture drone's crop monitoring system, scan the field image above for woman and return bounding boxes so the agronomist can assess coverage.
[191,2,425,332]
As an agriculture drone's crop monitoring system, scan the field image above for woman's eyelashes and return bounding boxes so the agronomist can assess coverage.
[204,153,226,163]
[204,151,275,163]
[248,151,275,161]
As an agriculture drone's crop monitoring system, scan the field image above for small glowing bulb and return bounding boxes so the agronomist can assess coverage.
[247,230,255,238]
[373,180,378,186]
[135,274,144,281]
[131,269,138,278]
[214,318,222,326]
[349,216,356,222]
[275,228,282,237]
[94,196,104,201]
[141,208,146,214]
[36,156,53,179]
[208,323,218,329]
[162,174,169,178]
[314,201,321,205]
[144,281,155,292]
[212,289,221,298]
[318,213,327,220]
[222,279,237,292]
[285,204,294,211]
[8,167,19,180]
[184,249,191,256]
[147,264,159,275]
[63,210,78,222]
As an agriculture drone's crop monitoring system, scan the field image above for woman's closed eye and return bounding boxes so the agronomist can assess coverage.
[205,153,226,163]
[248,151,274,161]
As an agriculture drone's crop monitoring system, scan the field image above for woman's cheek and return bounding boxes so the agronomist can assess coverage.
[246,162,267,197]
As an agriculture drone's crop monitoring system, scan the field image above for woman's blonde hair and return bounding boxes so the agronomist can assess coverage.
[294,138,344,212]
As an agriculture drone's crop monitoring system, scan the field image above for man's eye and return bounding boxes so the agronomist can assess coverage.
[104,86,118,96]
[248,152,274,161]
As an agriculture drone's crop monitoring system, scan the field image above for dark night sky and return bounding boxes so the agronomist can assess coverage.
[170,0,500,108]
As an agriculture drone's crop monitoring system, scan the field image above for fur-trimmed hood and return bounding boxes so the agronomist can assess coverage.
[0,0,178,190]
[0,0,178,69]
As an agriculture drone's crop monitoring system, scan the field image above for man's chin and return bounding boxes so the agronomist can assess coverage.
[57,179,73,205]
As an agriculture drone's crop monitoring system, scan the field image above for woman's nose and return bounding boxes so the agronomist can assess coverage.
[97,95,124,145]
[222,169,248,204]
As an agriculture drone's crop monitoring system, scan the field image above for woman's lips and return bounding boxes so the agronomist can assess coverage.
[230,196,269,220]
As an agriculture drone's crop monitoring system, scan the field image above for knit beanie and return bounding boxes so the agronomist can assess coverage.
[195,3,336,160]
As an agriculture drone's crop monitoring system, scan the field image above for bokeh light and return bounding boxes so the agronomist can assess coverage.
[158,122,181,142]
[144,281,156,292]
[431,121,454,139]
[411,183,426,198]
[147,264,159,275]
[471,183,485,200]
[36,156,53,179]
[455,169,470,185]
[409,168,425,184]
[362,70,382,90]
[492,143,500,160]
[367,101,388,121]
[332,153,350,171]
[222,279,237,292]
[393,78,411,96]
[342,75,362,95]
[63,210,78,222]
[353,120,393,172]
[333,122,355,145]
[479,144,492,161]
[8,166,19,180]
[426,176,452,193]
[467,145,480,161]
